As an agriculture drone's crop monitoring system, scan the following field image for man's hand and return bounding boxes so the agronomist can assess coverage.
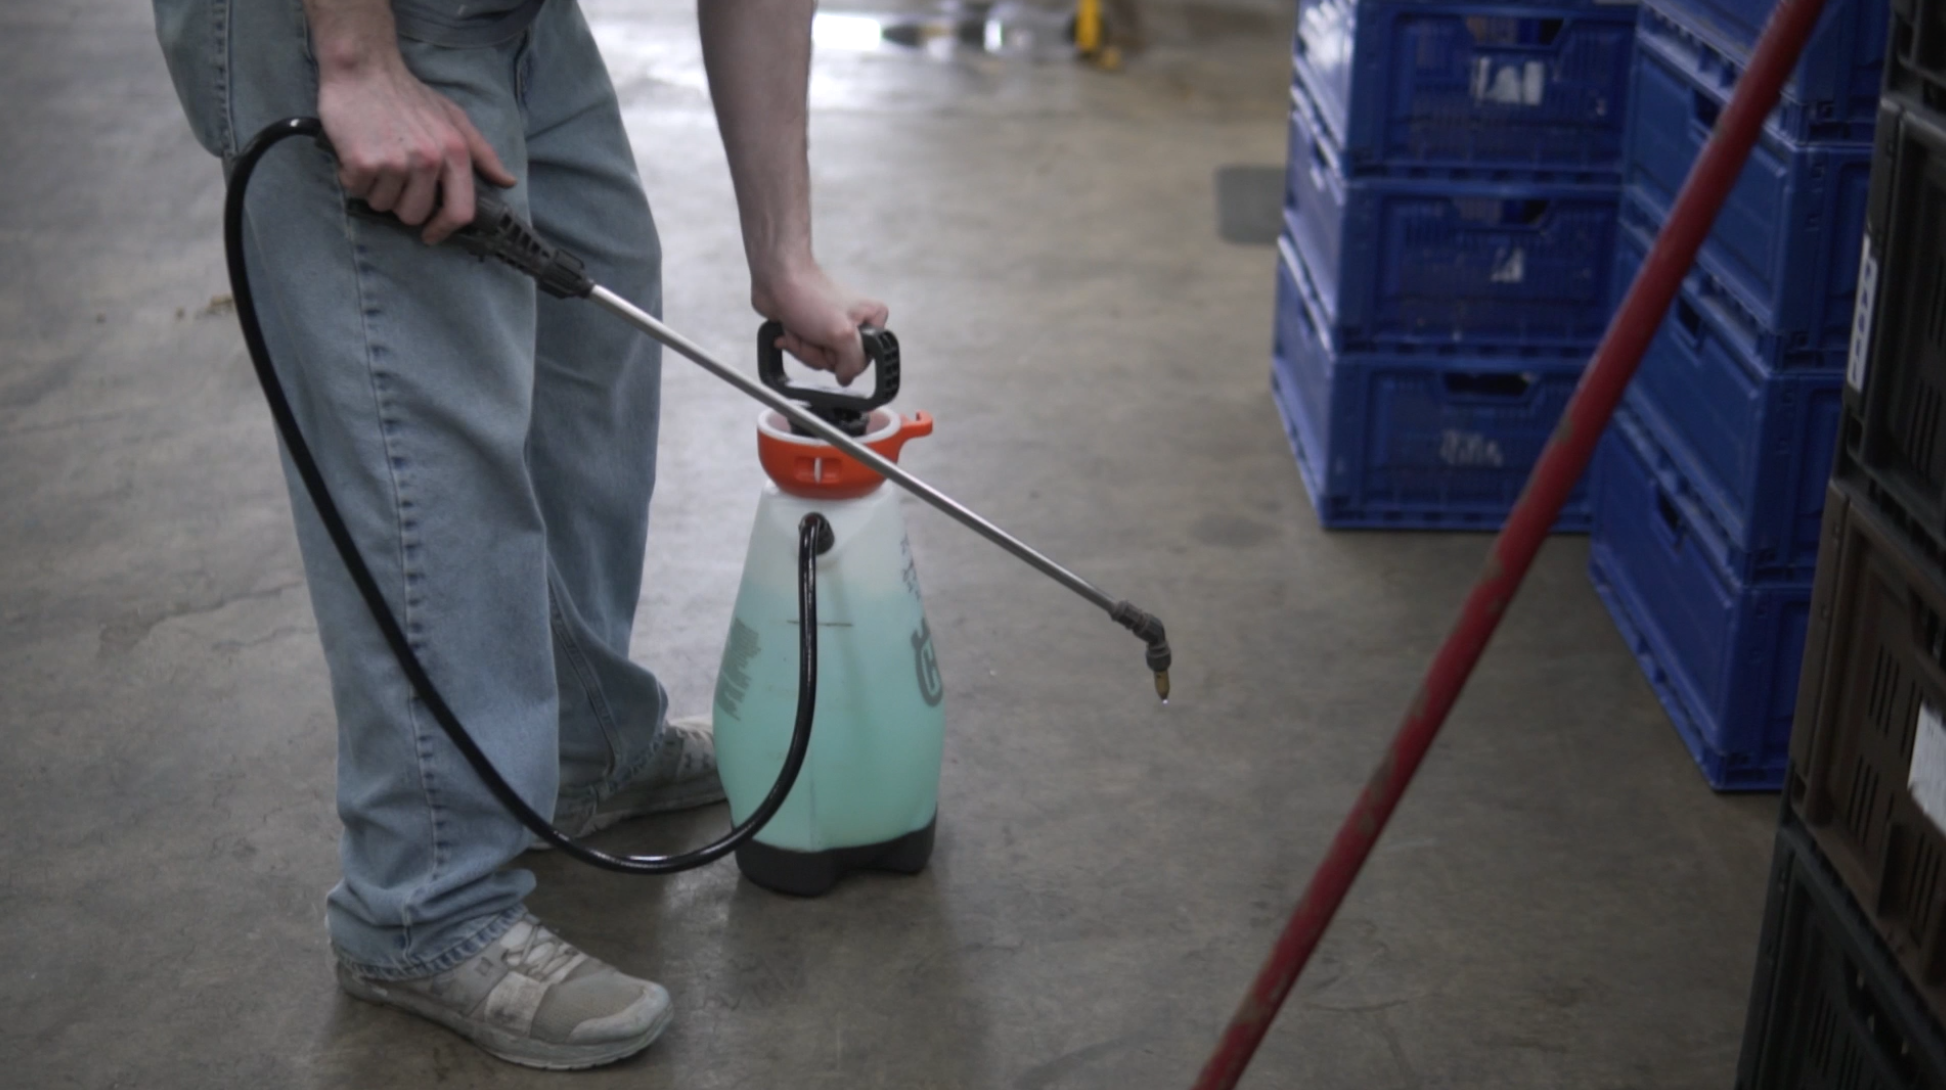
[307,0,515,245]
[755,265,890,386]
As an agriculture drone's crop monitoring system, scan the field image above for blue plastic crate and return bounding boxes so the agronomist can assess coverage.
[1614,387,1839,583]
[1588,418,1811,790]
[1284,97,1620,351]
[1272,239,1592,529]
[1623,41,1873,354]
[1610,225,1846,581]
[1611,212,1854,377]
[1290,0,1636,178]
[1637,0,1888,144]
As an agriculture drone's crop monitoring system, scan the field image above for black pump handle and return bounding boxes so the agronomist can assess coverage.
[757,320,901,413]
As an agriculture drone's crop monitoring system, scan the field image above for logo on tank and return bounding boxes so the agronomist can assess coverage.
[911,618,944,707]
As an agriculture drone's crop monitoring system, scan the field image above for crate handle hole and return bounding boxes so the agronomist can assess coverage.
[1691,90,1721,131]
[1675,297,1705,341]
[1839,953,1915,1062]
[1441,371,1532,398]
[1655,490,1683,536]
[1465,16,1563,47]
[1915,589,1946,674]
[1504,199,1551,226]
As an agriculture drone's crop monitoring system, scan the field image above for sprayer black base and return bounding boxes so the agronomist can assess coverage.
[733,816,936,897]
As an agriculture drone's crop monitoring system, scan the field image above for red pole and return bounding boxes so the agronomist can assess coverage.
[1191,0,1836,1084]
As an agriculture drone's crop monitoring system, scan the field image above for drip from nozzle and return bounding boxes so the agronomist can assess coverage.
[1110,600,1172,703]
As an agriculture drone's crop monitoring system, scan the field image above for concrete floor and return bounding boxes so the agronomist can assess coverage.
[1,1,1779,1086]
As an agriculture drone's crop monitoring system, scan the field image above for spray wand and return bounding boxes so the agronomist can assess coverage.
[303,113,1171,699]
[583,273,1175,701]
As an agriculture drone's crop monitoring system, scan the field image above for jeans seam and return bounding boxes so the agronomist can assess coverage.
[548,586,622,786]
[340,214,446,954]
[295,0,313,64]
[513,30,534,112]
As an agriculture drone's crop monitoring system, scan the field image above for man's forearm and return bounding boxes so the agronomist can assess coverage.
[698,0,818,293]
[302,0,405,76]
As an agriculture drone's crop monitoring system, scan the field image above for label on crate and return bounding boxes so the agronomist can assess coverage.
[1910,703,1946,836]
[1470,59,1546,108]
[1440,430,1505,468]
[1848,236,1879,394]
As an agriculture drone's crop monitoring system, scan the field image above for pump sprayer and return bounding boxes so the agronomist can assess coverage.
[223,117,1171,885]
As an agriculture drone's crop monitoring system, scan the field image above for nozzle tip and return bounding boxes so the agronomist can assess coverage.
[1154,670,1171,702]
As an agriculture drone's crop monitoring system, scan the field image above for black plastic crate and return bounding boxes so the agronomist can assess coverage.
[1790,479,1946,1026]
[1849,99,1946,557]
[1738,809,1946,1089]
[1891,0,1946,110]
[1843,98,1903,413]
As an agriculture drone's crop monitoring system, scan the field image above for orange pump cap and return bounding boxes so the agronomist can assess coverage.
[757,409,933,499]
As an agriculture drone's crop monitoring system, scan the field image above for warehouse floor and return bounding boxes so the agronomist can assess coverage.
[2,1,1779,1086]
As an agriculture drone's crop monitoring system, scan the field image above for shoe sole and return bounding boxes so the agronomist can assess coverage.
[336,964,674,1070]
[524,783,730,854]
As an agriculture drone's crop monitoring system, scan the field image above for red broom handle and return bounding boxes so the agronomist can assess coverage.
[1191,0,1834,1084]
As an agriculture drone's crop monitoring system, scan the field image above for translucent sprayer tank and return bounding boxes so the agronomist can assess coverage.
[714,406,945,896]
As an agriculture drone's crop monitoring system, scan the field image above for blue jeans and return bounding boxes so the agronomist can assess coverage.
[155,0,669,978]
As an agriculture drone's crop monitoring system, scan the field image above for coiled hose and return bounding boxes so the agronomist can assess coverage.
[223,118,820,875]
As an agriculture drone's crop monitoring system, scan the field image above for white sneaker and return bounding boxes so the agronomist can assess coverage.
[335,914,672,1070]
[530,715,726,851]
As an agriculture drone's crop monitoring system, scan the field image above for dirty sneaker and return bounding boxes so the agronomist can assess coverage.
[335,914,672,1070]
[530,715,726,851]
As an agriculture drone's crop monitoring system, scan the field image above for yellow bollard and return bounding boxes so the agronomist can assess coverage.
[1074,0,1121,70]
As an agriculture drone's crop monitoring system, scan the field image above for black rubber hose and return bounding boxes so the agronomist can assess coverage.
[223,117,820,874]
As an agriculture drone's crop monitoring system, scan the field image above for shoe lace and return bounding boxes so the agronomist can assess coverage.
[664,722,709,777]
[505,917,583,981]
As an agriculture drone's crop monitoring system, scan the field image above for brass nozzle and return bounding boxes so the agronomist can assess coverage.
[1110,600,1172,703]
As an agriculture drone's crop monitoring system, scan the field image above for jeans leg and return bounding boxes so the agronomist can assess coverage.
[210,0,563,978]
[518,0,671,811]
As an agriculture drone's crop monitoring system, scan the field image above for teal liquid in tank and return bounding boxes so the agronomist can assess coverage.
[713,485,945,853]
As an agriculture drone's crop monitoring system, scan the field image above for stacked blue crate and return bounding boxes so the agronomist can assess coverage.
[1586,0,1884,789]
[1275,238,1595,526]
[1274,0,1636,528]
